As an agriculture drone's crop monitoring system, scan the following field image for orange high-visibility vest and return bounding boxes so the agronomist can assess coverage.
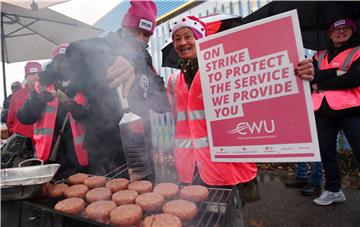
[312,46,360,111]
[34,83,88,166]
[168,71,257,185]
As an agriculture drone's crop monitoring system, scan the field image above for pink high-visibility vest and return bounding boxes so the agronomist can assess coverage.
[168,71,257,185]
[312,46,360,111]
[34,83,88,166]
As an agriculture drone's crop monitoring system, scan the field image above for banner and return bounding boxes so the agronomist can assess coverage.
[196,10,320,162]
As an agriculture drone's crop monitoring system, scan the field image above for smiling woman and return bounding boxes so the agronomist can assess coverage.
[166,15,259,203]
[311,17,360,206]
[329,20,355,47]
[173,27,197,61]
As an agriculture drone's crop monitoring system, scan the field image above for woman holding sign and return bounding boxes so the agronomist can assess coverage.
[167,16,315,203]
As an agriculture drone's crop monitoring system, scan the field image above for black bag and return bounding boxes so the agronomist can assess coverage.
[1,133,34,168]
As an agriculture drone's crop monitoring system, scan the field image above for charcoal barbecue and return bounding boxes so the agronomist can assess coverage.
[2,164,244,227]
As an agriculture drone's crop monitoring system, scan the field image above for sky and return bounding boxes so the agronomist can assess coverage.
[0,0,124,105]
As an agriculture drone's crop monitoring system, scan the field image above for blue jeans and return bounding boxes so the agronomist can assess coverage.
[295,162,323,187]
[315,115,360,192]
[295,162,322,187]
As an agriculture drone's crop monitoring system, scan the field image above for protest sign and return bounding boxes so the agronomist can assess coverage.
[196,10,320,162]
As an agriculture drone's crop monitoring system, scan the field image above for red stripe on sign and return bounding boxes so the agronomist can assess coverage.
[215,153,315,158]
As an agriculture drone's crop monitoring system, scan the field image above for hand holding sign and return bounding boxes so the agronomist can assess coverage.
[295,58,314,81]
[196,10,320,163]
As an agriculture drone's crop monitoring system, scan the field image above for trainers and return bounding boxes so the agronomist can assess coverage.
[300,184,322,197]
[284,178,308,188]
[313,190,346,206]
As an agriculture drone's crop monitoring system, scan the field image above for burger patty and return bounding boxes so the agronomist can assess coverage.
[64,184,89,199]
[179,185,209,203]
[110,204,143,226]
[84,176,107,189]
[85,187,112,203]
[106,178,129,192]
[143,213,182,227]
[112,189,139,205]
[48,183,69,198]
[84,200,117,224]
[153,183,179,199]
[128,180,153,194]
[135,192,165,212]
[67,173,89,185]
[162,200,197,221]
[54,197,85,215]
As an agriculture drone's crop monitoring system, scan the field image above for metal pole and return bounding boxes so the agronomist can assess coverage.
[1,12,7,98]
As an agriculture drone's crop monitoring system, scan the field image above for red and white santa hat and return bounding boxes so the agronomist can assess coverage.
[170,16,207,40]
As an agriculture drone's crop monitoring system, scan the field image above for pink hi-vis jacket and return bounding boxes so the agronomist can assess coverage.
[34,83,88,166]
[167,70,257,185]
[312,46,360,111]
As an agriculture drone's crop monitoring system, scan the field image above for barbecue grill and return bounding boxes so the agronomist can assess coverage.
[3,165,244,227]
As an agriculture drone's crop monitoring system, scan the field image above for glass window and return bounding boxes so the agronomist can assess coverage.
[247,0,251,14]
[257,0,261,9]
[238,0,243,16]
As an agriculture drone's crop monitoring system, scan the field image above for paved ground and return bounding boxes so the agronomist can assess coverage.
[244,170,360,227]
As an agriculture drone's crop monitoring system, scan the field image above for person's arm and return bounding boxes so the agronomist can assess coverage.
[106,56,135,97]
[166,74,178,119]
[61,98,90,121]
[147,72,170,114]
[315,58,360,90]
[310,55,338,83]
[16,91,48,124]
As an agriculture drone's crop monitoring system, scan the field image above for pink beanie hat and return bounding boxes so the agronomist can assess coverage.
[170,16,207,40]
[24,61,42,77]
[328,18,356,34]
[121,0,157,35]
[52,43,69,59]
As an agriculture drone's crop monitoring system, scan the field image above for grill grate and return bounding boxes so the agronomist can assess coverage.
[23,166,240,227]
[138,187,237,227]
[26,187,238,227]
[195,188,233,227]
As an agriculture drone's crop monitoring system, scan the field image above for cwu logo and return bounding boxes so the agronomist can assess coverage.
[227,120,276,135]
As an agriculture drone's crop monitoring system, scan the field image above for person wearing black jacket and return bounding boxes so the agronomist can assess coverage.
[1,81,22,124]
[65,0,168,180]
[17,44,89,179]
[311,18,360,206]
